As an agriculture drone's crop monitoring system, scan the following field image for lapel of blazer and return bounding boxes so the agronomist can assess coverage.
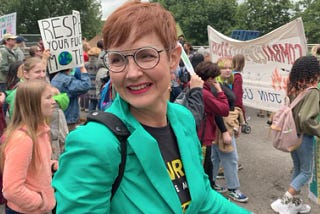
[128,125,182,213]
[167,104,204,213]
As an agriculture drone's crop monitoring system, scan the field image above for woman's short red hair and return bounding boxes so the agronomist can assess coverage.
[102,1,177,50]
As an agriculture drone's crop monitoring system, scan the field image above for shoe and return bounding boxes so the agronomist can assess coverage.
[216,167,225,179]
[238,163,243,171]
[227,189,248,203]
[213,183,227,193]
[271,196,311,214]
[216,171,225,179]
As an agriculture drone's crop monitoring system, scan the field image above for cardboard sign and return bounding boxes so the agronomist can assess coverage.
[207,18,307,112]
[38,11,83,73]
[0,12,16,39]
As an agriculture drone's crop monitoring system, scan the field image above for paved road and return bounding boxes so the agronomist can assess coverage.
[227,107,320,213]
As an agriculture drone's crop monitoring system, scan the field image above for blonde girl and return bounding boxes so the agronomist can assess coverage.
[1,80,56,214]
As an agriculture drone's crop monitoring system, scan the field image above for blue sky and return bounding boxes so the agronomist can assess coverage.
[101,0,149,20]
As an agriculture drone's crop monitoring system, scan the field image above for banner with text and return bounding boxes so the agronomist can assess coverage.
[0,12,17,39]
[38,11,83,73]
[207,18,307,111]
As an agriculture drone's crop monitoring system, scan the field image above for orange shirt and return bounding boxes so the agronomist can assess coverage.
[2,125,56,214]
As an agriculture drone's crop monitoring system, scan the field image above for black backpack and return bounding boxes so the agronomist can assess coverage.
[86,111,130,199]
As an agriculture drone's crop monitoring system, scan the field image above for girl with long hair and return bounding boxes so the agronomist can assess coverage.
[1,80,56,214]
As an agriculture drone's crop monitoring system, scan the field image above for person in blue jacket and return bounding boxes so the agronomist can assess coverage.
[51,66,90,131]
[52,1,251,213]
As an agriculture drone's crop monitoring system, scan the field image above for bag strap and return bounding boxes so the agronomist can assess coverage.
[289,87,315,109]
[86,111,130,200]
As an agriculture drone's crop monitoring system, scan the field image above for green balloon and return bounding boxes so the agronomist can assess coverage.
[58,51,73,66]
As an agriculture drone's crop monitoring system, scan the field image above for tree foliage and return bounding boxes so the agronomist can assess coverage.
[293,0,320,44]
[0,0,102,40]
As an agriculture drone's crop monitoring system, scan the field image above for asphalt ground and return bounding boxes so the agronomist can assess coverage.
[227,107,320,213]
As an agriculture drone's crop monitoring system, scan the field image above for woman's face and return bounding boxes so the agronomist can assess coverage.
[41,86,55,118]
[108,31,180,111]
[219,60,232,79]
[24,62,46,81]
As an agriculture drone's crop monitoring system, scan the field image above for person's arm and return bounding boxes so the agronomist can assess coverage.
[2,134,43,212]
[298,89,320,137]
[233,73,245,116]
[67,66,91,96]
[183,74,204,129]
[0,49,9,75]
[52,123,119,213]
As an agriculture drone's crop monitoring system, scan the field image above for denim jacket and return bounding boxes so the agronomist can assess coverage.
[51,72,90,124]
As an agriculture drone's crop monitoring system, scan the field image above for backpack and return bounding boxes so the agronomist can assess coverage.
[98,79,113,111]
[270,89,310,152]
[86,111,130,199]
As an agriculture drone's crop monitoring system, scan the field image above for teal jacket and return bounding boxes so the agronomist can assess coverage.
[52,95,250,214]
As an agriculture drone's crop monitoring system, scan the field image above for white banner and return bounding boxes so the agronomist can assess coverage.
[0,12,17,39]
[38,11,83,73]
[207,18,307,112]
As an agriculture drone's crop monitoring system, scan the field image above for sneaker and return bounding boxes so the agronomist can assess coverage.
[213,183,227,193]
[271,196,311,214]
[216,171,225,179]
[227,189,248,203]
[238,163,244,171]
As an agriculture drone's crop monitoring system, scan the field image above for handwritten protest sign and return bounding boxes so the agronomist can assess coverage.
[0,12,17,39]
[207,18,307,112]
[38,11,83,73]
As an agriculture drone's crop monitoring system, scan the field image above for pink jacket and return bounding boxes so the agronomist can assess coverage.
[2,124,56,214]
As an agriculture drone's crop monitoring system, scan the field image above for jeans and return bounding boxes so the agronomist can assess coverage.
[211,136,240,189]
[203,145,214,185]
[290,134,314,191]
[89,99,98,111]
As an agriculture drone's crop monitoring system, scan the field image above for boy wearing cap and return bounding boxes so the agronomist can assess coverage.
[14,36,26,61]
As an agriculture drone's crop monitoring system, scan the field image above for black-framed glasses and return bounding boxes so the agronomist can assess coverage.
[102,47,165,73]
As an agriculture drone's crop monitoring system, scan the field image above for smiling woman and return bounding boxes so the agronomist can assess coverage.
[52,1,251,213]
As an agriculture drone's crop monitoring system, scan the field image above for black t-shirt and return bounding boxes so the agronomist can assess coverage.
[142,123,191,211]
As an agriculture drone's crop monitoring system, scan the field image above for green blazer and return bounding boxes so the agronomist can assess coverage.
[53,96,250,214]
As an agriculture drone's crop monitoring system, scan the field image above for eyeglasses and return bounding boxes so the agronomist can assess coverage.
[103,47,165,73]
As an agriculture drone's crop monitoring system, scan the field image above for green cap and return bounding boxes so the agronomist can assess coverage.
[53,93,69,111]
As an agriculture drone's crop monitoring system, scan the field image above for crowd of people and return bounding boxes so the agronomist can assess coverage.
[0,1,319,214]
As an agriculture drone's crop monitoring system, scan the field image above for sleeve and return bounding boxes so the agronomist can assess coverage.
[232,74,245,117]
[215,116,227,133]
[203,90,229,117]
[0,49,9,74]
[2,133,43,211]
[298,89,320,137]
[67,73,91,97]
[184,87,204,129]
[52,123,120,213]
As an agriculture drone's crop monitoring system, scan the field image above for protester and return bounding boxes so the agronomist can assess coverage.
[85,47,101,111]
[1,79,56,214]
[0,34,17,102]
[194,61,229,188]
[52,2,250,213]
[212,57,248,202]
[50,66,90,131]
[5,57,46,117]
[14,36,26,62]
[271,56,320,214]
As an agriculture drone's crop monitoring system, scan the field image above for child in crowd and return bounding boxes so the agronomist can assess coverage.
[50,66,90,131]
[212,57,248,203]
[1,80,57,213]
[271,55,320,214]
